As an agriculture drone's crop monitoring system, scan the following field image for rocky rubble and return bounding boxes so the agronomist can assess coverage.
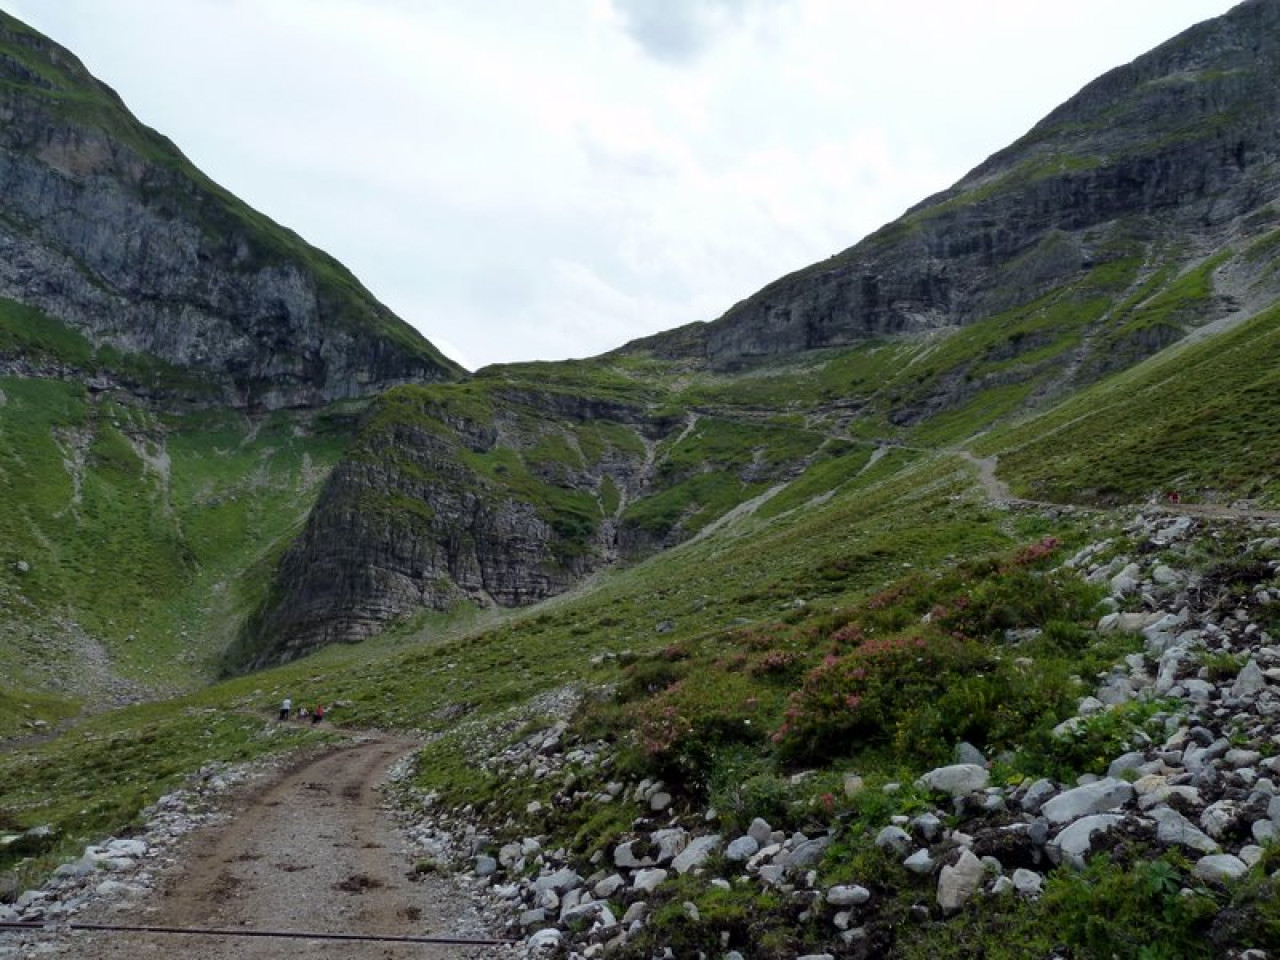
[0,759,263,953]
[388,512,1280,958]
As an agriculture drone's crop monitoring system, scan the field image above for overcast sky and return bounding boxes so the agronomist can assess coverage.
[8,1,1240,370]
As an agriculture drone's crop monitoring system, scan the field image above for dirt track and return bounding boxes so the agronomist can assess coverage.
[32,736,502,959]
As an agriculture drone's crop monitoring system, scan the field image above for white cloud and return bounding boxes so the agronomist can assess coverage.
[609,0,783,64]
[8,0,1240,368]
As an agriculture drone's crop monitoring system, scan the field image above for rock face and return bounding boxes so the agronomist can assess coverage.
[635,0,1280,385]
[0,12,461,408]
[237,365,828,664]
[238,382,664,665]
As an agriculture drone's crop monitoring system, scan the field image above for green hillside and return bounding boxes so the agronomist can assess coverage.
[982,302,1280,507]
[0,303,361,708]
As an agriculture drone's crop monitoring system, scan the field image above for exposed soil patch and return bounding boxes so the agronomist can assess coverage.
[335,872,384,894]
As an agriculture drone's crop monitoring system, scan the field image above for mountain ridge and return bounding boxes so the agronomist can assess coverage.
[621,0,1280,376]
[0,10,463,411]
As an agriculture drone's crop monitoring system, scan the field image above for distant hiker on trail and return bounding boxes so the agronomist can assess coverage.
[312,704,324,725]
[297,705,309,721]
[279,697,292,721]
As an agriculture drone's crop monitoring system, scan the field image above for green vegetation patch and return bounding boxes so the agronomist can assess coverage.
[1088,253,1228,373]
[0,383,353,692]
[754,443,875,519]
[984,302,1280,506]
[622,416,826,538]
[0,298,93,364]
[0,685,79,740]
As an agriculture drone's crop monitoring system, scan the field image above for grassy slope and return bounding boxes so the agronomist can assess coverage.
[0,294,363,712]
[980,301,1280,506]
[0,331,395,736]
[0,388,354,693]
[0,440,1033,871]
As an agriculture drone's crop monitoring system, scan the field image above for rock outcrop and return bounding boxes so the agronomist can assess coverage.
[635,0,1280,381]
[0,12,462,408]
[238,381,665,665]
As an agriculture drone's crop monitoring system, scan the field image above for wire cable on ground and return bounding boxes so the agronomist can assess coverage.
[0,920,517,946]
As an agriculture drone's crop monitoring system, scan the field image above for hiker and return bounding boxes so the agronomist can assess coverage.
[312,704,324,724]
[279,697,292,721]
[297,705,309,721]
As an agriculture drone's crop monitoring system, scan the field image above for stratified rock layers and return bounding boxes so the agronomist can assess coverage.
[696,0,1280,369]
[0,13,460,408]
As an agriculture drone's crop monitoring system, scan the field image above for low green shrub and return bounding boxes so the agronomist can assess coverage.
[620,875,799,959]
[1043,855,1218,959]
[631,671,769,790]
[1198,650,1244,682]
[1024,699,1171,782]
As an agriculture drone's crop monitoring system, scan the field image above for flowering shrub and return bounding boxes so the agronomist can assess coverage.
[771,629,989,763]
[610,543,1103,787]
[827,622,866,650]
[632,672,767,785]
[749,649,802,676]
[936,566,1100,640]
[1014,535,1060,567]
[728,623,790,651]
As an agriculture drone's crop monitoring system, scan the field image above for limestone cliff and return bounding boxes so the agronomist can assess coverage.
[640,0,1280,376]
[0,12,462,408]
[237,376,667,665]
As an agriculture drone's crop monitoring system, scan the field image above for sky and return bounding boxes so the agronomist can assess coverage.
[7,1,1241,371]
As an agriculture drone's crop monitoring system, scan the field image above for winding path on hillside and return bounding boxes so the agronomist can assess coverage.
[951,448,1280,522]
[35,737,500,960]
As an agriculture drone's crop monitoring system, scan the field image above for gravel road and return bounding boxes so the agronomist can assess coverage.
[15,736,507,959]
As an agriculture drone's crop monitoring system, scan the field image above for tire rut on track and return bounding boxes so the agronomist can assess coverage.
[34,736,502,959]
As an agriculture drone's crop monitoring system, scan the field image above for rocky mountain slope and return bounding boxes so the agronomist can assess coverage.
[240,0,1280,666]
[236,373,666,665]
[0,11,462,410]
[0,10,466,704]
[679,0,1280,376]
